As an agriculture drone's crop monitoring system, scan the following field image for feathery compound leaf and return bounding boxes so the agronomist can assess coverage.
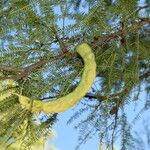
[0,80,17,101]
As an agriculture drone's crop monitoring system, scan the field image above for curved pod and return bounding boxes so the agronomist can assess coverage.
[16,43,96,114]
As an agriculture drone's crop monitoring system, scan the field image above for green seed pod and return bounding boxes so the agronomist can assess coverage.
[15,43,96,114]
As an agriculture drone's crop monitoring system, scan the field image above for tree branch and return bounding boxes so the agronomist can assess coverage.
[0,64,25,73]
[55,34,68,53]
[91,19,150,48]
[139,71,150,80]
[137,5,150,12]
[0,53,69,81]
[0,19,149,81]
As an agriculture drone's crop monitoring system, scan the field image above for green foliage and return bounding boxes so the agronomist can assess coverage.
[0,0,150,149]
